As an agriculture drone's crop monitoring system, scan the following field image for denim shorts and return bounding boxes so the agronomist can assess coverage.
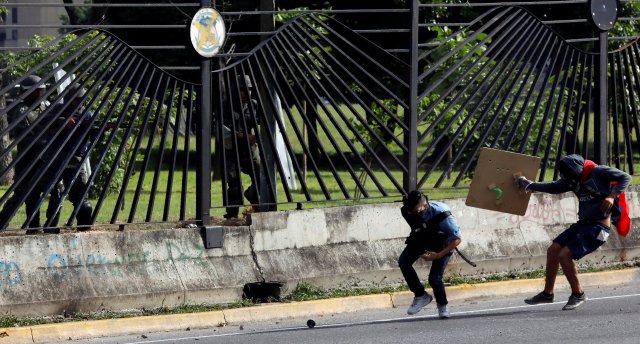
[553,221,610,260]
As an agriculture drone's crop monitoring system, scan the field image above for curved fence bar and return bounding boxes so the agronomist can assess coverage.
[0,2,639,232]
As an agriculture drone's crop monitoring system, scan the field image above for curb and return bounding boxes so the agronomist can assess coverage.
[1,268,638,343]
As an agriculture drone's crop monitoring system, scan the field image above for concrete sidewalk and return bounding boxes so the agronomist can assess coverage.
[1,268,638,343]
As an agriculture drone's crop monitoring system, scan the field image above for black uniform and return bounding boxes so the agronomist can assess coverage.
[43,102,93,231]
[0,99,50,230]
[223,98,261,218]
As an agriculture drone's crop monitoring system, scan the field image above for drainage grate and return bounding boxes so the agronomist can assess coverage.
[242,282,283,303]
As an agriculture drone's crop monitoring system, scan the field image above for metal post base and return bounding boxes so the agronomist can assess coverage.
[202,226,224,249]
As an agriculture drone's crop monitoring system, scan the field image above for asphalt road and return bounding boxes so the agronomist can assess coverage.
[66,284,640,344]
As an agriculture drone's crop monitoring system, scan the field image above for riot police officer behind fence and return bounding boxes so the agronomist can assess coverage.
[0,75,50,233]
[44,83,93,233]
[223,75,262,219]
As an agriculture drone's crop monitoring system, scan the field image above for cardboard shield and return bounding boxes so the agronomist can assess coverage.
[465,148,541,215]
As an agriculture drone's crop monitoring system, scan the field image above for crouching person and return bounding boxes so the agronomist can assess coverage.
[398,190,462,318]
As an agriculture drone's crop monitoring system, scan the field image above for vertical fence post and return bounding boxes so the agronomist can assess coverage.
[594,30,608,165]
[589,0,617,164]
[259,0,277,211]
[403,0,419,193]
[196,0,213,226]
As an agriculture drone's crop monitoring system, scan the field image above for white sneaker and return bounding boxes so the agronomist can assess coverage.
[437,303,450,318]
[407,293,433,315]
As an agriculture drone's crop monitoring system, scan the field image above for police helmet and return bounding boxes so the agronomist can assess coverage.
[20,75,46,91]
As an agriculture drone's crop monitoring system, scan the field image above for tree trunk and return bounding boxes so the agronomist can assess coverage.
[0,8,13,185]
[0,65,14,186]
[63,0,109,25]
[62,0,83,25]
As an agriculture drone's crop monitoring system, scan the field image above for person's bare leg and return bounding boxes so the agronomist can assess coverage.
[558,246,582,294]
[543,242,562,294]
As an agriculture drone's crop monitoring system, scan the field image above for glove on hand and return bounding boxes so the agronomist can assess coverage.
[515,176,533,191]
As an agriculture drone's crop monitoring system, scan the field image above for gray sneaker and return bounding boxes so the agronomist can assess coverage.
[562,293,586,310]
[407,293,433,315]
[437,303,450,319]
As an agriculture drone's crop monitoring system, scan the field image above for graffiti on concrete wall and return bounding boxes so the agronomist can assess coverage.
[45,238,205,279]
[166,239,205,260]
[493,196,577,226]
[47,250,156,278]
[0,260,22,287]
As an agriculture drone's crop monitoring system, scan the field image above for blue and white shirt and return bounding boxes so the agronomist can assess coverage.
[401,201,461,249]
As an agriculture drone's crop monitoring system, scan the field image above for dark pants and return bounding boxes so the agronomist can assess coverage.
[398,244,452,305]
[224,145,261,218]
[553,221,609,260]
[46,165,91,228]
[0,159,44,230]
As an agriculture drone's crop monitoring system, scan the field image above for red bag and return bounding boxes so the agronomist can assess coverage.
[615,191,631,237]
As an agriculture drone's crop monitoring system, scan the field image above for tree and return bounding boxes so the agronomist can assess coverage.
[61,0,109,26]
[59,0,212,81]
[0,0,13,185]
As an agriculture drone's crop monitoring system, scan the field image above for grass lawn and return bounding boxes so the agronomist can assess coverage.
[3,161,639,232]
[2,101,640,231]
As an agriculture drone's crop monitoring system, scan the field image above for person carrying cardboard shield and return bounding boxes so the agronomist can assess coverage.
[516,154,631,310]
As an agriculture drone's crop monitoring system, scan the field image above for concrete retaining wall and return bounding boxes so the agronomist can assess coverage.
[2,187,640,316]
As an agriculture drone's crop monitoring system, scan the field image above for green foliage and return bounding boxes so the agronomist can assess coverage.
[275,7,309,25]
[610,1,640,50]
[351,98,399,149]
[85,86,137,199]
[85,83,192,199]
[0,33,94,78]
[275,6,332,27]
[0,314,63,328]
[426,1,478,26]
[418,26,484,159]
[274,7,333,86]
[0,33,129,199]
[285,281,328,301]
[419,25,573,164]
[284,280,407,302]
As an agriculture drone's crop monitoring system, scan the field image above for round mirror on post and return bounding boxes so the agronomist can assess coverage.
[590,0,618,31]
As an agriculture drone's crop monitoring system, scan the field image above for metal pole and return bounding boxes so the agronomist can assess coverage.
[259,0,277,211]
[589,0,617,165]
[403,0,419,192]
[594,30,608,164]
[196,0,213,226]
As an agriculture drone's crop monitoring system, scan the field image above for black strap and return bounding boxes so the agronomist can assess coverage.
[425,210,451,230]
[421,210,478,267]
[406,210,452,252]
[455,247,477,267]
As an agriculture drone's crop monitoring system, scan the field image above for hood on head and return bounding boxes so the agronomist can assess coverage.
[557,154,584,181]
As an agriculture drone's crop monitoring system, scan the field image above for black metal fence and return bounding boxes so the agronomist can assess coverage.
[0,30,198,231]
[1,0,640,232]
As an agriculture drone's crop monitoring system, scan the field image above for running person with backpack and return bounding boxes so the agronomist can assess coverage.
[399,190,462,318]
[516,154,631,310]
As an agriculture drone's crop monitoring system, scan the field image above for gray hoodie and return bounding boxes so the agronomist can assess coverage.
[529,155,631,222]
